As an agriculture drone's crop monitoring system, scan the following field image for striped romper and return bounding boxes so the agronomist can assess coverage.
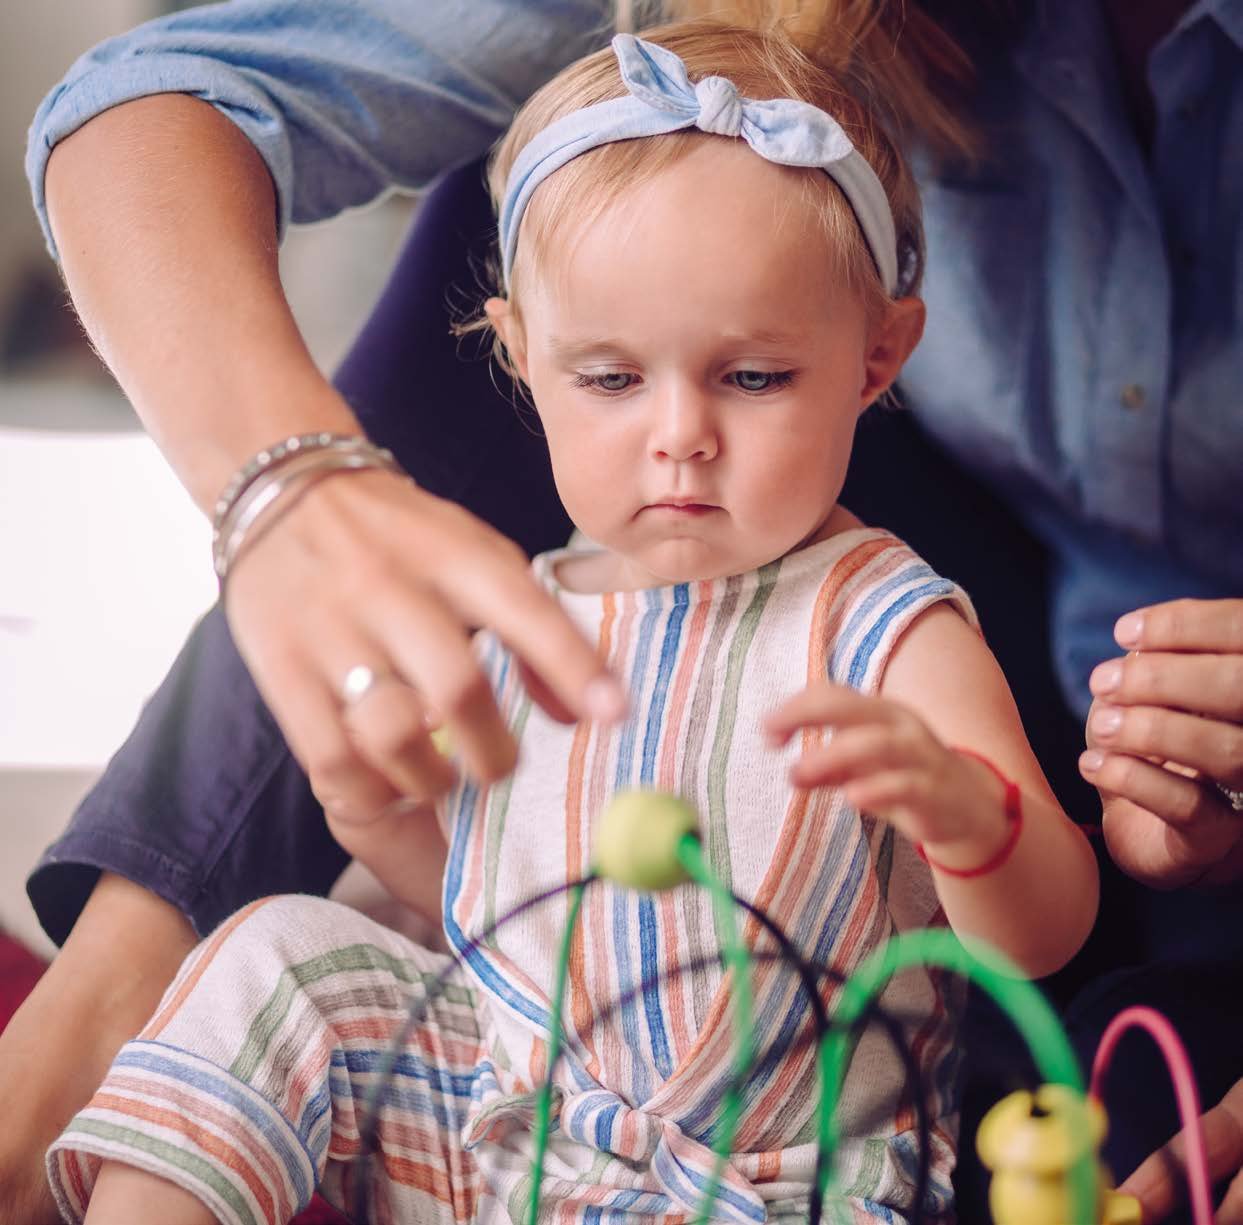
[49,528,975,1224]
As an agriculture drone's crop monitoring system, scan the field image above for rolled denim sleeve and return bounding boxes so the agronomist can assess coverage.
[26,0,612,259]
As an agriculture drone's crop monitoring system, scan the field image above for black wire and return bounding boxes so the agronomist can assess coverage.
[727,893,931,1225]
[571,945,931,1225]
[349,875,936,1224]
[725,893,843,1224]
[349,874,598,1223]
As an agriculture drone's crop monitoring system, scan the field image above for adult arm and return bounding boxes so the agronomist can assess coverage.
[28,0,612,254]
[38,0,624,822]
[3,8,623,1211]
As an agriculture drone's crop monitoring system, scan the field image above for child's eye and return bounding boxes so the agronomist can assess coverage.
[573,371,639,393]
[728,369,796,394]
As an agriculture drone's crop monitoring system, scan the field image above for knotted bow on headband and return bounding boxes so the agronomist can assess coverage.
[499,33,899,295]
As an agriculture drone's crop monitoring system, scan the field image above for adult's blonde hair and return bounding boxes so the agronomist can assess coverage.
[488,18,925,336]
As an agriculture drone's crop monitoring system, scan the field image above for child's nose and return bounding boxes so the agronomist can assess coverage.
[649,388,719,463]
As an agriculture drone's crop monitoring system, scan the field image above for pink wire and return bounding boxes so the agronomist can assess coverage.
[1089,1005,1215,1225]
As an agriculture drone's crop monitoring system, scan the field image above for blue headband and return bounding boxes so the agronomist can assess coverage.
[499,33,900,296]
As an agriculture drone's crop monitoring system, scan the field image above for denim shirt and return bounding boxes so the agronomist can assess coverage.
[906,0,1243,716]
[26,0,1243,717]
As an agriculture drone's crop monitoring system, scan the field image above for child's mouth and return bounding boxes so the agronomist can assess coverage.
[647,503,718,516]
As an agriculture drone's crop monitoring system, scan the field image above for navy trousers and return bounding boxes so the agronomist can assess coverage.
[32,161,1241,1217]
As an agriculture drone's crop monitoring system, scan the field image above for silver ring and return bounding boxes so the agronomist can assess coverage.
[1215,781,1243,814]
[341,664,390,708]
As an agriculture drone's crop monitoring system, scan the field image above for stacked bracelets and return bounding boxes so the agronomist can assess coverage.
[211,433,406,587]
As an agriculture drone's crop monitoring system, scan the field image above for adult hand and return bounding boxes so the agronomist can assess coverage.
[1119,1075,1243,1223]
[43,95,626,826]
[1078,598,1243,887]
[225,467,627,823]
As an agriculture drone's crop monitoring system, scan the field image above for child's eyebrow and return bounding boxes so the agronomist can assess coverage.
[715,328,805,347]
[546,336,632,362]
[547,329,804,361]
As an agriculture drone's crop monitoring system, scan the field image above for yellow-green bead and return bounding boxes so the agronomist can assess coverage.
[593,789,701,891]
[978,1086,1109,1225]
[430,726,453,757]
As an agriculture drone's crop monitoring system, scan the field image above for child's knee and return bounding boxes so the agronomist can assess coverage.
[210,894,393,973]
[137,893,446,1063]
[141,897,371,1031]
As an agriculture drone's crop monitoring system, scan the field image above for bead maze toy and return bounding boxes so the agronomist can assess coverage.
[351,788,1216,1224]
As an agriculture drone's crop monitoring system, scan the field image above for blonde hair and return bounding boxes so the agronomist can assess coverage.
[473,19,924,374]
[625,1,984,161]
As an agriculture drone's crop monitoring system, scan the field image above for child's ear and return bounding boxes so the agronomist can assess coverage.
[485,297,530,385]
[859,296,925,409]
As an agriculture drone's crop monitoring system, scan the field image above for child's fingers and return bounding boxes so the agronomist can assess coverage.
[789,725,919,790]
[839,770,940,840]
[764,681,902,746]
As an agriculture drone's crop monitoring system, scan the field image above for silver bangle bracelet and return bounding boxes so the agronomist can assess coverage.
[212,433,355,532]
[211,434,403,583]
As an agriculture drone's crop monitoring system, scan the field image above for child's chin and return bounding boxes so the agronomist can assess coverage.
[639,544,752,585]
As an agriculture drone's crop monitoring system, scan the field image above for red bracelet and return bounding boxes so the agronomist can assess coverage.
[916,747,1023,878]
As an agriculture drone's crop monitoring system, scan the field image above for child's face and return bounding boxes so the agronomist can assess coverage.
[491,139,923,588]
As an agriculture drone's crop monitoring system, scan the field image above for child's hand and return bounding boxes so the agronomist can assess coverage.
[763,681,1010,862]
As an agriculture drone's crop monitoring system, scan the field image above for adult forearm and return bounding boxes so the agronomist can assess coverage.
[44,92,361,512]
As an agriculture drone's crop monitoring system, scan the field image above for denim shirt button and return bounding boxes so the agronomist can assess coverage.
[1119,383,1147,410]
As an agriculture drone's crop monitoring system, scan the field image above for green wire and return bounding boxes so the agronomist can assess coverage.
[676,833,755,1225]
[526,857,1088,1225]
[817,929,1096,1223]
[525,844,753,1225]
[527,879,587,1225]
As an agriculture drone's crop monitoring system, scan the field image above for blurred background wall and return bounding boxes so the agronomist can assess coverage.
[0,2,416,956]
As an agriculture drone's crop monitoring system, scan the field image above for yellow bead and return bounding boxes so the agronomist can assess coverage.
[1102,1191,1142,1225]
[430,726,453,758]
[978,1086,1109,1225]
[593,789,701,891]
[978,1086,1105,1173]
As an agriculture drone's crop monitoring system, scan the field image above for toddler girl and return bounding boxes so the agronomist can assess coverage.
[47,21,1098,1224]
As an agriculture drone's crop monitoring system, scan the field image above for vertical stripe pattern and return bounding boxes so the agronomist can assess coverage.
[50,529,976,1223]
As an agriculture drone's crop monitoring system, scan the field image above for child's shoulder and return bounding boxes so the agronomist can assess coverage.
[810,519,981,692]
[799,514,966,612]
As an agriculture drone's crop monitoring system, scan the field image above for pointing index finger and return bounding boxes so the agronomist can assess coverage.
[462,563,628,725]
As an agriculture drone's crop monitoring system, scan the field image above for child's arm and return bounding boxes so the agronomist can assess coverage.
[326,801,448,929]
[765,604,1098,978]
